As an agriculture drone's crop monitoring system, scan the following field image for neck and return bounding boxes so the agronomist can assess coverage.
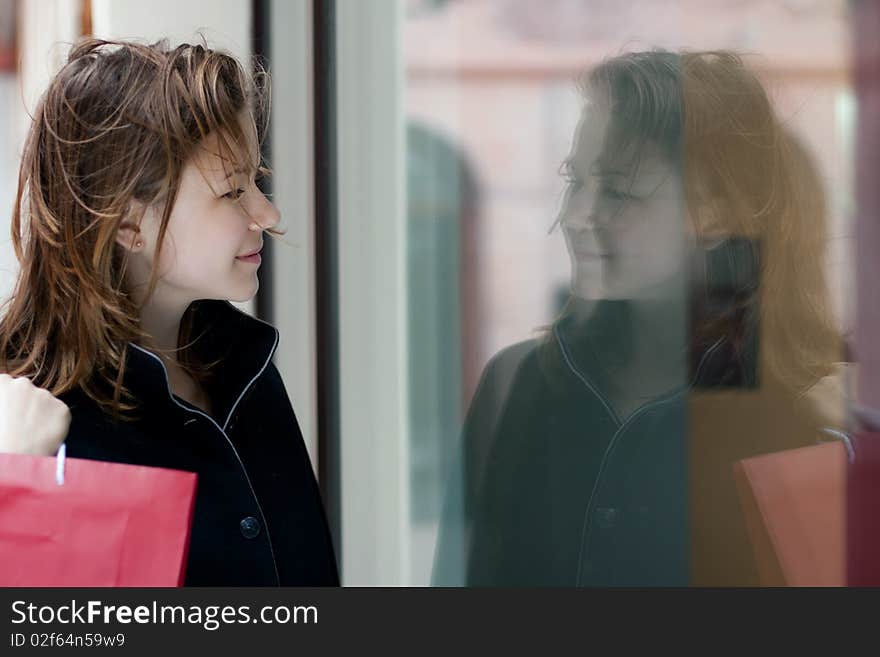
[135,291,193,364]
[575,292,688,396]
[125,284,210,411]
[628,295,688,382]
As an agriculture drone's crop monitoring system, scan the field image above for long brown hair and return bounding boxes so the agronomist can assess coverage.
[0,37,276,419]
[545,50,840,395]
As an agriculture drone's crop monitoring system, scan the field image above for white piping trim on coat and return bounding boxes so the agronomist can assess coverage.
[223,329,280,432]
[553,323,622,427]
[565,334,725,585]
[128,320,282,585]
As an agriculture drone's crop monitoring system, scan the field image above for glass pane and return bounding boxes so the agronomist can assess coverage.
[397,0,854,586]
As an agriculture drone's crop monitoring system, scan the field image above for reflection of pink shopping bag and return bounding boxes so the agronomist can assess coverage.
[733,441,845,586]
[846,431,880,585]
[0,447,197,586]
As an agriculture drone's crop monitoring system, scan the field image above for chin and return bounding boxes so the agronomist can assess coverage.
[228,290,258,303]
[571,269,610,301]
[226,280,259,303]
[571,284,607,301]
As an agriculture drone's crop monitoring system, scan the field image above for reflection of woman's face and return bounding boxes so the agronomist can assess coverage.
[558,98,688,301]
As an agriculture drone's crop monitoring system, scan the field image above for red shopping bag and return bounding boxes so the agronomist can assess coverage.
[846,431,880,585]
[733,441,846,586]
[0,448,197,586]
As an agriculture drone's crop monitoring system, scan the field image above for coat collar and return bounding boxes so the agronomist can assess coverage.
[123,300,279,427]
[553,298,733,401]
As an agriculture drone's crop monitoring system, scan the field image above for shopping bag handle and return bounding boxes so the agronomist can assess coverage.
[55,442,66,486]
[820,427,855,463]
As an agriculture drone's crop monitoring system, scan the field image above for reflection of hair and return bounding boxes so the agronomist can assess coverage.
[0,38,275,419]
[549,50,839,394]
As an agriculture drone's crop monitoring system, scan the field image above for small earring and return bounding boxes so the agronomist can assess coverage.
[135,240,143,248]
[249,223,261,231]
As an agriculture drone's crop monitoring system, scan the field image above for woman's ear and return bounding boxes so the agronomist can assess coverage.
[115,202,148,252]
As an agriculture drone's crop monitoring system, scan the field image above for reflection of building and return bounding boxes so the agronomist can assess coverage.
[405,0,854,392]
[0,0,14,71]
[406,120,480,523]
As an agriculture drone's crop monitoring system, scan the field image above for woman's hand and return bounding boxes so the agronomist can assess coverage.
[0,374,70,456]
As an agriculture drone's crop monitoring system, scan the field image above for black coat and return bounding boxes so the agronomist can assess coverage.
[60,300,339,586]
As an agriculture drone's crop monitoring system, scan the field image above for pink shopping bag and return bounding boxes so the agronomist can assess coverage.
[0,447,197,586]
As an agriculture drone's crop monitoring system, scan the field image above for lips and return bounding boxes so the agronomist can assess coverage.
[237,246,262,258]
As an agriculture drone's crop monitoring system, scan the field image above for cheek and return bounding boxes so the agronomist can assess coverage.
[180,209,243,252]
[155,224,239,279]
[560,192,591,228]
[621,199,685,246]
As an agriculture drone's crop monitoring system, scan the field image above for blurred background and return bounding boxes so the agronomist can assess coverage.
[0,0,859,585]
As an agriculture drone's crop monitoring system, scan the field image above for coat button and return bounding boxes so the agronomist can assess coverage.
[240,516,261,539]
[595,507,619,529]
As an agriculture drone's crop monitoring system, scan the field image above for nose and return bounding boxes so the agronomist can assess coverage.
[248,191,281,232]
[562,206,611,236]
[562,206,614,257]
[559,179,614,234]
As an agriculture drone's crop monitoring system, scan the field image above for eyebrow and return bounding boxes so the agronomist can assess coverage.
[223,163,257,180]
[563,157,639,181]
[599,169,631,179]
[591,160,632,179]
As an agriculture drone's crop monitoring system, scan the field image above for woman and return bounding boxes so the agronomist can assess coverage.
[0,38,338,586]
[434,50,843,586]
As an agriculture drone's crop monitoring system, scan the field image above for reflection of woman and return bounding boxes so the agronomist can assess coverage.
[434,50,842,586]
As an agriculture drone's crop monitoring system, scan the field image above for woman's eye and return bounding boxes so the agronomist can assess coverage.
[602,185,635,202]
[223,188,246,200]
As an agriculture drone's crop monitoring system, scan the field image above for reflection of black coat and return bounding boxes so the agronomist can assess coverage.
[433,299,823,586]
[61,301,339,587]
[464,348,691,585]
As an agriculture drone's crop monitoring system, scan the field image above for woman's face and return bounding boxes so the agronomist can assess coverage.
[123,115,280,307]
[558,97,688,301]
